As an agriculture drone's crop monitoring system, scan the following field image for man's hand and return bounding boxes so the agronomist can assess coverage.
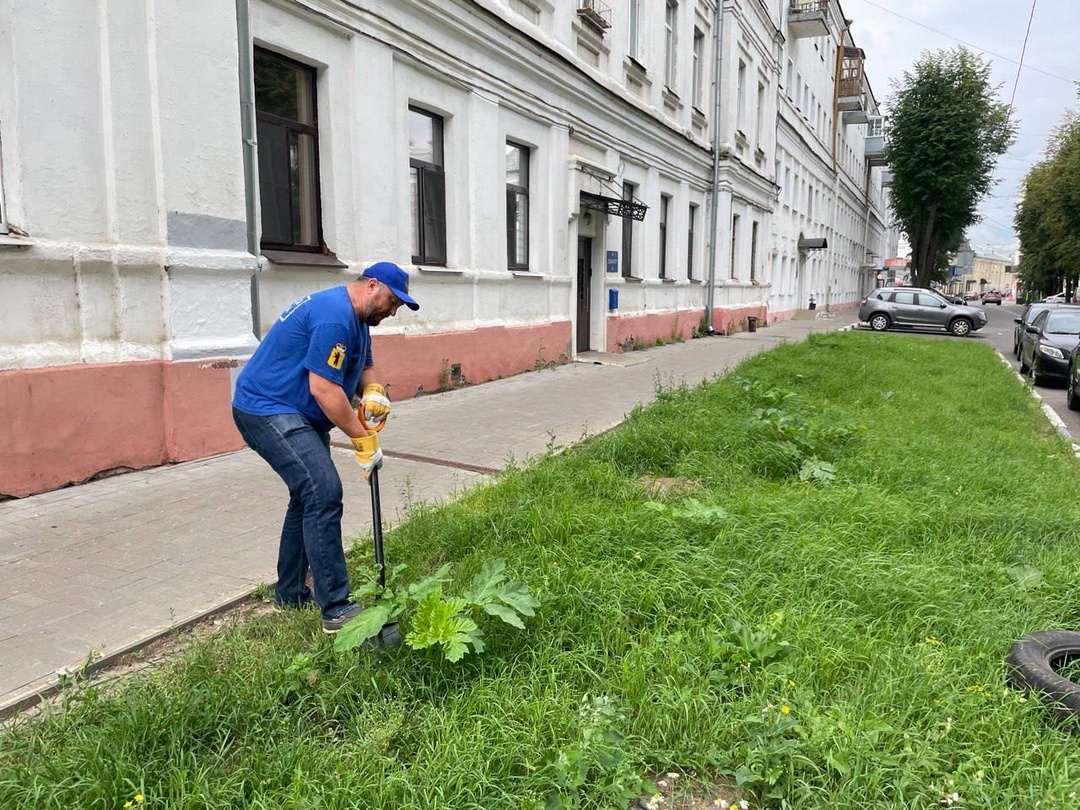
[351,432,384,480]
[360,383,391,427]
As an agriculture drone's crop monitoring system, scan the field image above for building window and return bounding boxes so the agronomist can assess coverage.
[254,49,322,251]
[622,181,636,278]
[756,81,766,146]
[506,142,529,271]
[659,194,670,279]
[729,213,739,279]
[692,28,705,108]
[687,203,697,280]
[736,60,747,133]
[664,0,678,89]
[750,221,759,281]
[409,107,447,266]
[628,0,641,60]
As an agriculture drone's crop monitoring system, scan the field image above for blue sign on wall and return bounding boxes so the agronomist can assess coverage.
[606,250,619,274]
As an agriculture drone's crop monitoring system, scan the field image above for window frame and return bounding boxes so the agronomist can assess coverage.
[687,202,697,281]
[691,27,705,109]
[621,181,636,278]
[505,141,530,272]
[749,220,758,282]
[664,0,678,90]
[659,194,670,280]
[409,106,448,267]
[729,213,740,280]
[253,48,325,254]
[628,0,641,61]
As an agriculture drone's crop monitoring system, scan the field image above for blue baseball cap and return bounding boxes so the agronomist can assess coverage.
[363,262,419,311]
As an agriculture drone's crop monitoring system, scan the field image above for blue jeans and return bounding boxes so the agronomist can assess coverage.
[232,408,353,619]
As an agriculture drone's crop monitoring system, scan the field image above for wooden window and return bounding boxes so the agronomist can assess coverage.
[254,49,323,251]
[505,142,530,271]
[409,107,447,266]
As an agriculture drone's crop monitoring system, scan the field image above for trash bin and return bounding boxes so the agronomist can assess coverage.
[747,316,758,333]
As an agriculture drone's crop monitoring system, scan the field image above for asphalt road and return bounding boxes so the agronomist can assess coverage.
[977,302,1080,439]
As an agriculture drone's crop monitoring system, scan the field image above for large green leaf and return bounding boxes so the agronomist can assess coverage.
[332,603,393,653]
[405,589,478,662]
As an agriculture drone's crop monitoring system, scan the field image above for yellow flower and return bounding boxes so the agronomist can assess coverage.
[787,679,796,687]
[135,798,144,804]
[124,804,132,809]
[780,705,791,714]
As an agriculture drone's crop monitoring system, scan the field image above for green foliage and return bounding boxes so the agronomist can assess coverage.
[539,695,654,810]
[1015,109,1080,297]
[333,559,538,662]
[8,334,1080,809]
[885,47,1015,286]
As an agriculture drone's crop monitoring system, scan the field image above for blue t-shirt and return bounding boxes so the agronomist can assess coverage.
[233,286,373,431]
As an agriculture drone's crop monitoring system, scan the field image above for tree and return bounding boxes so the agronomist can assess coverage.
[1015,108,1080,299]
[885,48,1015,287]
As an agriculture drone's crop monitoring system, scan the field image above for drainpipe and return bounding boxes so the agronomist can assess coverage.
[705,0,726,334]
[236,0,262,339]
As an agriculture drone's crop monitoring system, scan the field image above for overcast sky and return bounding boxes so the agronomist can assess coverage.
[844,0,1079,258]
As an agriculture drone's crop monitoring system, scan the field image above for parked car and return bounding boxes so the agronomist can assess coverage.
[1068,342,1080,410]
[858,287,988,337]
[944,294,966,306]
[963,291,980,302]
[981,290,1003,305]
[1044,294,1067,303]
[1018,307,1080,385]
[1013,303,1077,358]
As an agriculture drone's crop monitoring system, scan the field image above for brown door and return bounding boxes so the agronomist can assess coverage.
[577,237,592,352]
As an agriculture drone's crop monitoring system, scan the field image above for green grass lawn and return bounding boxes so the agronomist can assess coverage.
[4,331,1080,809]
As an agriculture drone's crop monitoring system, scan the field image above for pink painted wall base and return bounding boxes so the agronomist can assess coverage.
[0,359,243,498]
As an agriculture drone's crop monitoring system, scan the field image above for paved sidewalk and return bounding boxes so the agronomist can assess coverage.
[0,310,858,713]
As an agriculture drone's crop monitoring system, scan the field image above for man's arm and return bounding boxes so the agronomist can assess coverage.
[310,372,368,438]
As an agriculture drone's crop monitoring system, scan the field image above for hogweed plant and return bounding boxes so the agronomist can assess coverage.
[333,559,539,661]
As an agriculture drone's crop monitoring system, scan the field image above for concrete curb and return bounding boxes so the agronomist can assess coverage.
[994,350,1080,457]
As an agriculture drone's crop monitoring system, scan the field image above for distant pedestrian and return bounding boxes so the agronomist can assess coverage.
[231,262,419,633]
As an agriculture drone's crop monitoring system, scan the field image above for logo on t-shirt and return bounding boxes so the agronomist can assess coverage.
[327,343,347,370]
[279,295,312,322]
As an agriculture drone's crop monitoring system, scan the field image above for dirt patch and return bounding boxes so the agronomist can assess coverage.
[638,772,750,810]
[638,476,699,497]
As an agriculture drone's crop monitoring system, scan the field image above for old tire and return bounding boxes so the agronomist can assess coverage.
[1006,631,1080,722]
[869,313,890,332]
[949,318,972,337]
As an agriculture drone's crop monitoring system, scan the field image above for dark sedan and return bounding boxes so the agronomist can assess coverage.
[1013,303,1078,358]
[982,291,1003,305]
[1019,308,1080,385]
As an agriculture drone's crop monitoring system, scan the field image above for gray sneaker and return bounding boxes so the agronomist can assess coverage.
[321,603,365,634]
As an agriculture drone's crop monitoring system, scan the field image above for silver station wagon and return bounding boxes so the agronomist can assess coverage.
[858,287,988,337]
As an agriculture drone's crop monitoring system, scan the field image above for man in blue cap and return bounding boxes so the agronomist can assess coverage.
[232,262,419,633]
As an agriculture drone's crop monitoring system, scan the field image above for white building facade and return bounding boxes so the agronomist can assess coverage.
[0,0,891,497]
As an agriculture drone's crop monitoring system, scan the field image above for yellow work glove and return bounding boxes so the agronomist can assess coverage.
[351,432,384,480]
[360,383,391,427]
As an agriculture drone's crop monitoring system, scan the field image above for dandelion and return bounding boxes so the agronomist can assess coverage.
[135,798,144,804]
[780,705,791,714]
[124,804,132,809]
[787,679,796,687]
[769,611,782,621]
